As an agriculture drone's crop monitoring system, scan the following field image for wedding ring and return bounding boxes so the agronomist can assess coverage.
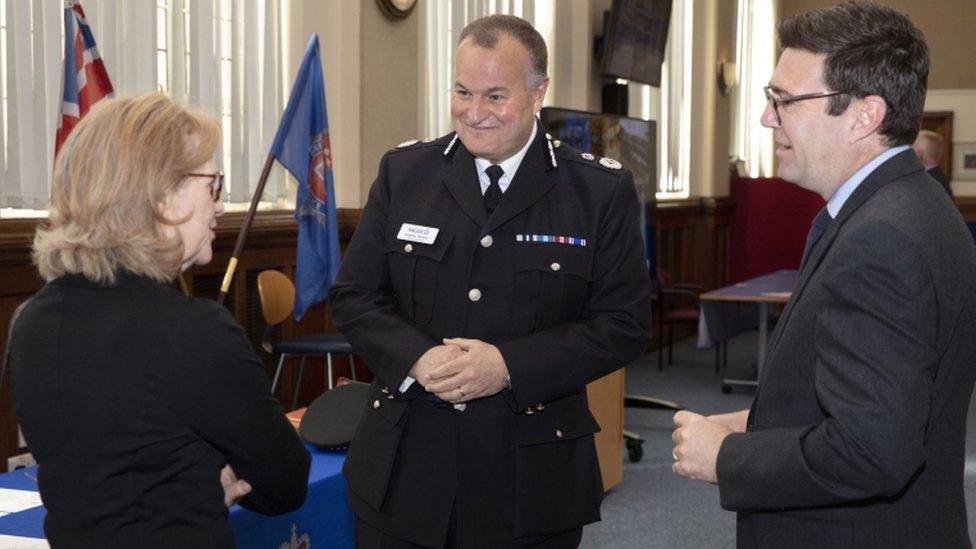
[672,449,679,461]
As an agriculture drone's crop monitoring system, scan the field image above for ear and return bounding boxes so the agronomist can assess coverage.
[850,95,886,141]
[532,77,549,113]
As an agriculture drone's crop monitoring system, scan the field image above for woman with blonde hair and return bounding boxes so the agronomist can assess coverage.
[7,93,310,547]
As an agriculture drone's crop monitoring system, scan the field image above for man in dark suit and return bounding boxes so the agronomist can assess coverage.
[671,3,976,547]
[329,14,651,548]
[913,128,953,198]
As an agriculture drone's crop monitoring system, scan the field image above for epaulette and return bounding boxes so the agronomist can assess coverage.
[387,135,450,155]
[554,141,626,174]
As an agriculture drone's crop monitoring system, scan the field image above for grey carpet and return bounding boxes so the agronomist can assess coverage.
[580,330,976,548]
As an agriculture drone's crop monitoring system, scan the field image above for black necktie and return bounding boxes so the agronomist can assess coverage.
[800,208,832,269]
[484,165,504,215]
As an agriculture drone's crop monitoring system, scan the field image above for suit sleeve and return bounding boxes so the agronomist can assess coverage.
[497,171,652,409]
[328,153,439,392]
[173,303,311,515]
[716,221,936,511]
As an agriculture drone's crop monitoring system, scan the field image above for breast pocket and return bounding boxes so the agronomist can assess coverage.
[384,230,454,325]
[513,244,593,330]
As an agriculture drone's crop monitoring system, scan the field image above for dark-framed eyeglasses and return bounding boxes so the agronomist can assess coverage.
[763,86,847,126]
[184,171,224,202]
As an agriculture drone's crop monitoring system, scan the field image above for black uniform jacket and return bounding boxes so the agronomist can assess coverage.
[716,150,976,548]
[8,271,310,548]
[329,125,651,545]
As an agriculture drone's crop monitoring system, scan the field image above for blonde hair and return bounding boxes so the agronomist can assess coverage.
[914,129,944,164]
[33,93,220,284]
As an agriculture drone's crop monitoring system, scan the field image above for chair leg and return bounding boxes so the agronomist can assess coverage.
[657,319,664,372]
[667,325,674,365]
[326,354,334,391]
[715,345,720,375]
[292,356,307,410]
[271,354,288,393]
[348,354,357,382]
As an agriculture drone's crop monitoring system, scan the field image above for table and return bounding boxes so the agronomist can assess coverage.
[0,446,353,548]
[698,269,797,391]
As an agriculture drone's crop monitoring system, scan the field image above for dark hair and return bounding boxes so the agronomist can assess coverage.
[778,1,928,146]
[458,14,548,86]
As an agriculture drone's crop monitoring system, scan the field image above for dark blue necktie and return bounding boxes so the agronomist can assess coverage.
[800,208,832,270]
[484,165,504,215]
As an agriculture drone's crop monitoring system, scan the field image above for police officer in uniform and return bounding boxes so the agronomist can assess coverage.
[330,14,651,548]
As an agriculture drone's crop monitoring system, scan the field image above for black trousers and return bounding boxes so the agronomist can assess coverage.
[355,515,583,549]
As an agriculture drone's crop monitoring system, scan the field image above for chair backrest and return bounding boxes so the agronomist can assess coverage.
[656,268,673,291]
[256,270,295,326]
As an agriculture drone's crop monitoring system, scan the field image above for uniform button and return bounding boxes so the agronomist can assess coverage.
[525,408,535,415]
[555,429,563,438]
[387,394,395,400]
[480,235,493,248]
[535,403,545,411]
[468,288,482,302]
[373,400,381,409]
[404,243,413,253]
[381,387,390,394]
[550,262,561,272]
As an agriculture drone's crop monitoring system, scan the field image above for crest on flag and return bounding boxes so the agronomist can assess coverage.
[56,0,114,155]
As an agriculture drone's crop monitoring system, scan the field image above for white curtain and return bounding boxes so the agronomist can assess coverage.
[0,0,286,213]
[422,0,554,139]
[731,0,776,178]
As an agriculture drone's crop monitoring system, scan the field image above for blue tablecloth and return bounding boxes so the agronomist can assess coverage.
[697,269,798,348]
[0,446,353,548]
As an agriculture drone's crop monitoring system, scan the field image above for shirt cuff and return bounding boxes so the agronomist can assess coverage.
[399,376,416,393]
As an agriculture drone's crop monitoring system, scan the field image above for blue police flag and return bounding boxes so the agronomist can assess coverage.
[269,35,340,320]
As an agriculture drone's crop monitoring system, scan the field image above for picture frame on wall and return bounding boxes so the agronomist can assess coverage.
[952,142,976,180]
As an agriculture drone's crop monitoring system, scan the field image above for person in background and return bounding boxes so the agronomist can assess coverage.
[913,128,953,197]
[7,93,310,548]
[330,14,651,549]
[671,2,976,547]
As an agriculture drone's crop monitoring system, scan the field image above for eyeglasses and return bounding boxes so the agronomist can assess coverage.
[763,86,847,126]
[184,171,224,202]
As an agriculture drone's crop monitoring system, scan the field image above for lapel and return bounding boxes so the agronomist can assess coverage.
[482,127,557,235]
[440,143,488,227]
[441,123,558,233]
[762,150,924,371]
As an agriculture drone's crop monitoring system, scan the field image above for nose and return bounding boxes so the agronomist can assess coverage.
[466,97,489,124]
[760,101,779,129]
[214,195,225,216]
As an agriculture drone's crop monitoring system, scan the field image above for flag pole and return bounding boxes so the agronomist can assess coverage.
[216,154,276,306]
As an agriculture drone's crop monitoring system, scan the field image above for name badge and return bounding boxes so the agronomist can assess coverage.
[397,223,439,245]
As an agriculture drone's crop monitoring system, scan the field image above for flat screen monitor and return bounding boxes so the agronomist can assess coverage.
[601,0,673,87]
[540,107,657,280]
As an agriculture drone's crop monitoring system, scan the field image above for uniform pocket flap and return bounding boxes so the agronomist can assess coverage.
[514,244,593,280]
[515,394,601,446]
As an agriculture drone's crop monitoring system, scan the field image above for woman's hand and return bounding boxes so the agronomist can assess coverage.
[220,464,252,507]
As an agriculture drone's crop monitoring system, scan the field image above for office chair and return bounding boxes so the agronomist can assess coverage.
[256,269,356,410]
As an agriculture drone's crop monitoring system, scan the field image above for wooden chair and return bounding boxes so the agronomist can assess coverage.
[256,270,355,409]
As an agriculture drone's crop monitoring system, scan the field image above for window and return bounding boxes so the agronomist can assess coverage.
[422,0,555,138]
[0,0,289,217]
[627,0,693,199]
[731,0,776,178]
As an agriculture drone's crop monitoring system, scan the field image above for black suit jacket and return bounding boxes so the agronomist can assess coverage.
[329,127,651,545]
[716,150,976,548]
[8,272,310,548]
[927,165,953,198]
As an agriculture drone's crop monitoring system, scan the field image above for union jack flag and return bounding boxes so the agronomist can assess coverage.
[55,0,113,155]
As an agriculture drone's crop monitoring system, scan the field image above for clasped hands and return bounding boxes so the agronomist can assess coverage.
[410,338,509,404]
[670,409,747,483]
